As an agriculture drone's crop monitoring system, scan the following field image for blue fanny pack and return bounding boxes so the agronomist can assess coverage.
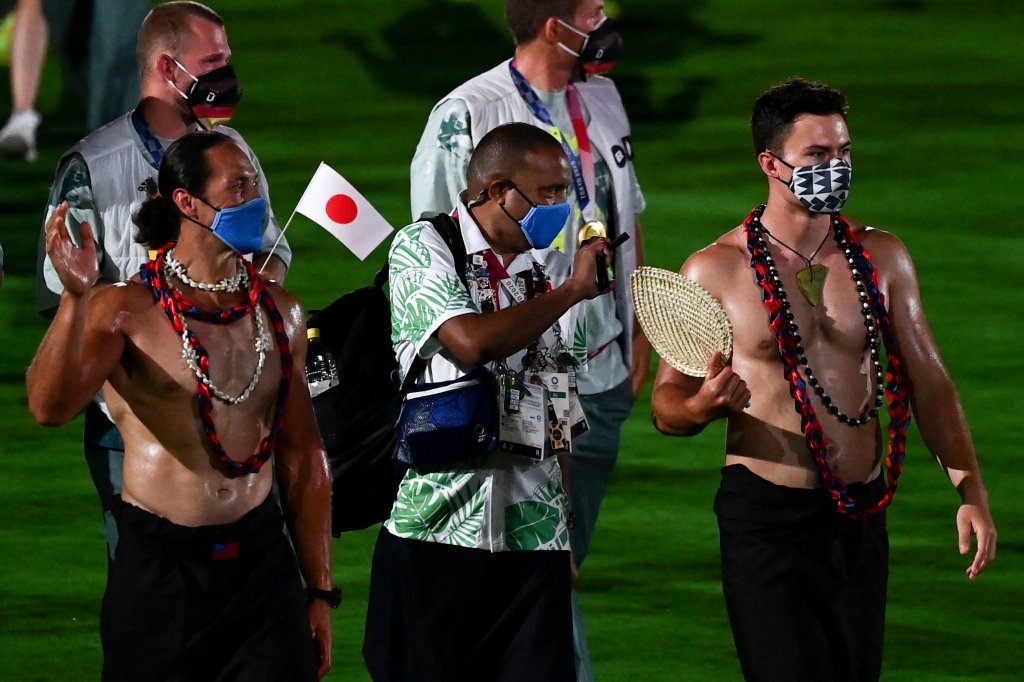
[395,366,499,468]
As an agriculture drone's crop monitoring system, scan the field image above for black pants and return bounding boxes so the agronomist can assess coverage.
[363,529,574,682]
[715,464,889,682]
[101,495,318,682]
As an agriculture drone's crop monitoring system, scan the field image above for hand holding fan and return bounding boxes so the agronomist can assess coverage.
[630,267,733,377]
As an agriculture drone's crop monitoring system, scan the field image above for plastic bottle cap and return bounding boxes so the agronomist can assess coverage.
[307,327,321,340]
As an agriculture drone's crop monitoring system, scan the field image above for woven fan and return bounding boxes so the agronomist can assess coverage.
[630,267,733,377]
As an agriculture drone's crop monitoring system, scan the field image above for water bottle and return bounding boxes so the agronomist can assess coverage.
[305,327,339,398]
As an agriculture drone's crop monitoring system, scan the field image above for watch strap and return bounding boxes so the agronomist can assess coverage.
[306,586,342,608]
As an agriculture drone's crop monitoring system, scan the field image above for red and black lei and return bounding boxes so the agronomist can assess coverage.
[743,205,912,519]
[140,243,293,476]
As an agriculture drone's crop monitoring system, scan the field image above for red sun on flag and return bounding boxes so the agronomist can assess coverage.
[326,194,358,224]
[294,162,394,260]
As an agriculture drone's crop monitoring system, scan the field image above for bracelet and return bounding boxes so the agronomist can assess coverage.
[306,586,342,608]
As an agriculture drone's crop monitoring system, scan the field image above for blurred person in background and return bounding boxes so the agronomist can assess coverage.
[0,0,47,160]
[0,0,149,160]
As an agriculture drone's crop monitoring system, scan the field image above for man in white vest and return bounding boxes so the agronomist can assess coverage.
[34,1,290,561]
[410,1,649,678]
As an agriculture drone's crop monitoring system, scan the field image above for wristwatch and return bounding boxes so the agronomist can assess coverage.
[306,586,342,609]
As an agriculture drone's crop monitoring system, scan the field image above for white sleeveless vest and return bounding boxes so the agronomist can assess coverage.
[40,113,287,306]
[438,61,641,360]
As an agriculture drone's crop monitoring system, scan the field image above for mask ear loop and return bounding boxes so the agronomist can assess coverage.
[767,151,796,187]
[555,19,589,57]
[164,57,198,102]
[466,188,490,209]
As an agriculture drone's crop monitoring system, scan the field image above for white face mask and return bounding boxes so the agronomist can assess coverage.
[772,154,853,213]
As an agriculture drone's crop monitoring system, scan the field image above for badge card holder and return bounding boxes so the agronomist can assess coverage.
[498,369,547,460]
[537,371,572,454]
[569,393,590,439]
[558,352,589,440]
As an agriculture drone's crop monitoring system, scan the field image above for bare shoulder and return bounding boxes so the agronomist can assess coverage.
[263,280,306,339]
[847,219,915,272]
[680,225,749,301]
[90,279,156,325]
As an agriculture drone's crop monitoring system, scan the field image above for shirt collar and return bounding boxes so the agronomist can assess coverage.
[454,194,540,274]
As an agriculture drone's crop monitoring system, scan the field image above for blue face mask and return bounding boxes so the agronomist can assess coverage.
[192,196,267,254]
[501,185,571,249]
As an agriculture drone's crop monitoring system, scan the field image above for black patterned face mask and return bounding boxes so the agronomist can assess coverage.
[557,17,623,77]
[773,155,852,213]
[578,17,623,76]
[168,60,243,130]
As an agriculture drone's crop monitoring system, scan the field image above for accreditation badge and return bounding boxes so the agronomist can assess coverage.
[499,382,547,460]
[569,390,589,439]
[537,371,572,453]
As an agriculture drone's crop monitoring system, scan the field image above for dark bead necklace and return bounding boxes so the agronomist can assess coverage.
[748,206,884,427]
[743,204,912,518]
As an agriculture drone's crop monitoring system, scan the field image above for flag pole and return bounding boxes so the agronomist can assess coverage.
[259,161,324,275]
[258,207,297,276]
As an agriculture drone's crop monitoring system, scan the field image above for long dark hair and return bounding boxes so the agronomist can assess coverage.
[133,131,234,250]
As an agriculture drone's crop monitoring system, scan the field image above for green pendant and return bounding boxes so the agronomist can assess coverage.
[796,264,828,306]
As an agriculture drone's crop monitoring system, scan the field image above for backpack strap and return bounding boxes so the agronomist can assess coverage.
[418,211,469,290]
[397,212,470,393]
[375,212,466,289]
[373,259,388,288]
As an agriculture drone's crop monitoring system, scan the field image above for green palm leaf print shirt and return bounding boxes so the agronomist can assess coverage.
[385,205,586,552]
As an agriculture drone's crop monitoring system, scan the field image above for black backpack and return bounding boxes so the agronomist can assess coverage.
[306,213,467,535]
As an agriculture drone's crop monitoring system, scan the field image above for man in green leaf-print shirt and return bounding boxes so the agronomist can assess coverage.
[364,124,616,681]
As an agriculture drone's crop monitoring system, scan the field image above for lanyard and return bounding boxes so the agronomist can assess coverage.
[475,250,569,373]
[565,85,597,219]
[508,60,594,216]
[475,249,573,374]
[480,250,539,306]
[131,106,165,170]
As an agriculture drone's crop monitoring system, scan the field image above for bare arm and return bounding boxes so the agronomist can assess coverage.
[881,231,996,579]
[438,239,613,366]
[272,299,333,677]
[650,253,750,436]
[651,351,749,436]
[27,204,125,425]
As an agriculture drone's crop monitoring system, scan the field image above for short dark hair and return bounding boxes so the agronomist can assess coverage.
[133,131,235,249]
[137,1,224,77]
[466,123,565,195]
[505,0,581,46]
[750,78,848,156]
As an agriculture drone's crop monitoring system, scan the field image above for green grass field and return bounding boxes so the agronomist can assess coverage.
[1,0,1022,679]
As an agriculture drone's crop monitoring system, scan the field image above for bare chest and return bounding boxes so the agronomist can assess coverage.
[727,252,872,364]
[120,303,284,409]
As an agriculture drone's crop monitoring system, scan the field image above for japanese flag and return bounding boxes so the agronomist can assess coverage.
[294,162,394,260]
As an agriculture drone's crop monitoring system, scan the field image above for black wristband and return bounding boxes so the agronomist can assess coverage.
[306,586,342,608]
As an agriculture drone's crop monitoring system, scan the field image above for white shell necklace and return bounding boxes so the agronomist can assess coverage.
[165,251,269,405]
[164,248,249,292]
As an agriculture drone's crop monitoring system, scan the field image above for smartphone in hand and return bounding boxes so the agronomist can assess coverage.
[596,233,629,290]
